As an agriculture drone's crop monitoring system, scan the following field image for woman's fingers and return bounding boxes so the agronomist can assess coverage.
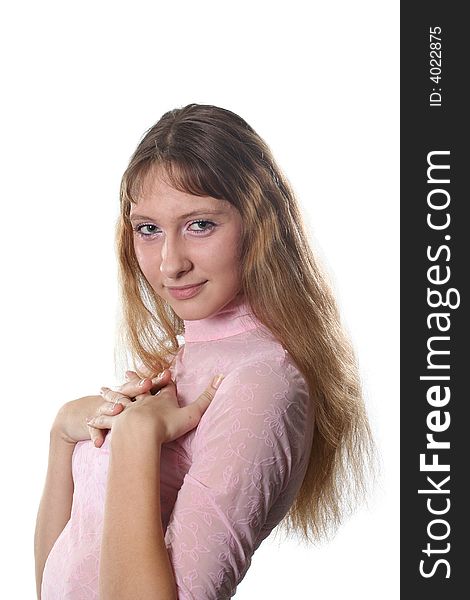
[177,374,224,436]
[113,377,152,397]
[85,373,167,448]
[86,396,127,439]
[114,369,171,399]
[88,396,130,448]
[97,399,131,416]
[87,423,105,448]
[86,413,116,430]
[151,369,172,388]
[134,376,174,402]
[101,390,135,407]
[196,373,224,413]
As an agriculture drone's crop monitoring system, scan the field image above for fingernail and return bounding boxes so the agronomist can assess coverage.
[211,374,225,390]
[152,371,165,384]
[138,378,147,387]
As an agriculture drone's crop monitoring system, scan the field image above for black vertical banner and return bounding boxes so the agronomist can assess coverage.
[401,3,468,598]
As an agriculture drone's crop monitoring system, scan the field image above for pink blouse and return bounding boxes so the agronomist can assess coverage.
[41,296,314,599]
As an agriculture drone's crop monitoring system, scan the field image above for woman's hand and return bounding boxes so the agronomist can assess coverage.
[86,370,172,447]
[91,372,225,445]
[51,370,170,447]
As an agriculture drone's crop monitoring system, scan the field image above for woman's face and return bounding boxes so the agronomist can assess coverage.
[130,171,244,321]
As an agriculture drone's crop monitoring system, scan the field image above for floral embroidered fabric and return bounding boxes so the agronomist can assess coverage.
[41,296,314,599]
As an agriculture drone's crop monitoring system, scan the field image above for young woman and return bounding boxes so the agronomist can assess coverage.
[35,104,373,599]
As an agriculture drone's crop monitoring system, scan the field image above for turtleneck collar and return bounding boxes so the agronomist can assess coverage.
[183,294,261,342]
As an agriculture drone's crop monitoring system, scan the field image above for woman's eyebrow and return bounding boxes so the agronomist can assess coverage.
[129,209,226,222]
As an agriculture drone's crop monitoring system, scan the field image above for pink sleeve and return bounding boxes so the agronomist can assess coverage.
[164,356,312,599]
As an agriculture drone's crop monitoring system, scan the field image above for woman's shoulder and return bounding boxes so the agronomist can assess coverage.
[234,326,308,388]
[193,329,313,471]
[205,328,311,419]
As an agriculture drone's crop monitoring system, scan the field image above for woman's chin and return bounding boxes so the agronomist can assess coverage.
[160,284,242,322]
[168,297,233,322]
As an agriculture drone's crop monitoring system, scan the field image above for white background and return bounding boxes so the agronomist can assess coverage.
[0,1,399,598]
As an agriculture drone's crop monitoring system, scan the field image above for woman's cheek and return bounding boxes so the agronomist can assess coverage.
[134,246,160,282]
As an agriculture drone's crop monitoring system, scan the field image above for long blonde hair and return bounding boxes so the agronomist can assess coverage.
[115,103,374,543]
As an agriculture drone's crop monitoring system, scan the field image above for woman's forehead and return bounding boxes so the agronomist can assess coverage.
[135,162,203,200]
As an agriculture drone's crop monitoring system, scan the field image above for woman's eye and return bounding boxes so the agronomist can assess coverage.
[133,220,216,239]
[134,223,160,237]
[188,220,216,234]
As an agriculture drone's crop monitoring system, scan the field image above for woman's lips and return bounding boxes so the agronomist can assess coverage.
[166,281,207,300]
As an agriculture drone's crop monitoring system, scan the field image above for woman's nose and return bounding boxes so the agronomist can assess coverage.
[159,234,192,279]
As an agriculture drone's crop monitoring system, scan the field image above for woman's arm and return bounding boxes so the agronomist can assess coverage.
[34,393,109,597]
[34,427,75,599]
[34,377,160,598]
[100,424,177,599]
[163,358,313,599]
[97,374,220,600]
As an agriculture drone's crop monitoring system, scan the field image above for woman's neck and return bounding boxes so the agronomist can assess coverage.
[183,294,260,342]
